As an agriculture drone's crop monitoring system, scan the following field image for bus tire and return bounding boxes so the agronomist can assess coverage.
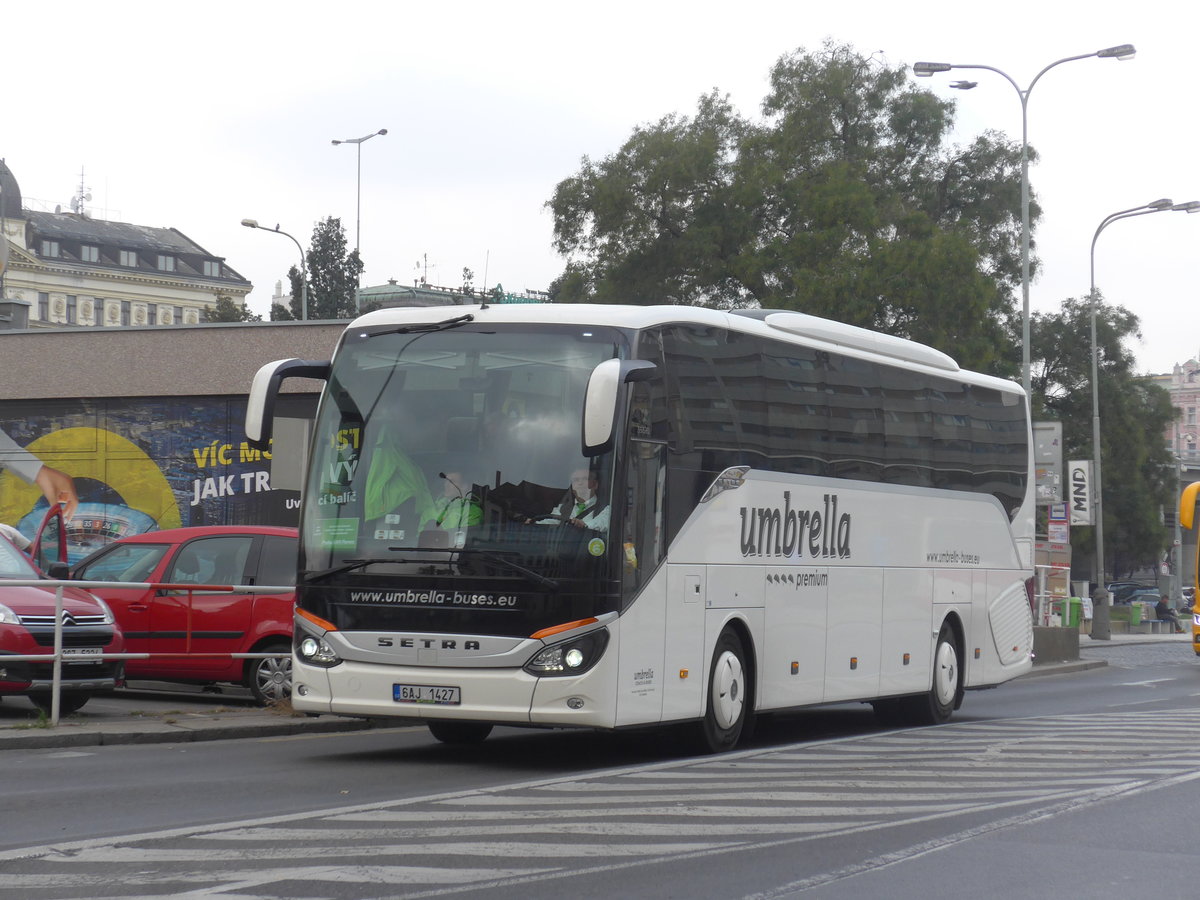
[906,622,961,725]
[428,721,493,744]
[697,628,752,753]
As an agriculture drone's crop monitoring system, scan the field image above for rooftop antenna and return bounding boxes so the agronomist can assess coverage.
[70,166,92,217]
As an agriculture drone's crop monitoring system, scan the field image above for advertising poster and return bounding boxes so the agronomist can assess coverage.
[0,395,316,562]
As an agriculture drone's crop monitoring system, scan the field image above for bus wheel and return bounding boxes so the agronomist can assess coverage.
[428,721,493,744]
[908,622,961,725]
[698,628,752,753]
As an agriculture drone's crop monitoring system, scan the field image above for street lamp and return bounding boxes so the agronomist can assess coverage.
[241,218,308,321]
[332,128,387,312]
[913,44,1136,403]
[1089,198,1200,594]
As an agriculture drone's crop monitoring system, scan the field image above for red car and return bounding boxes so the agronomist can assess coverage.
[0,529,125,714]
[71,526,297,704]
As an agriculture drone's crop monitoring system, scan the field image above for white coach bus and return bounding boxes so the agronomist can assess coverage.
[246,304,1035,752]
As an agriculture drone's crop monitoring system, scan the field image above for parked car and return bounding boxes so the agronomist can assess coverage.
[71,526,297,704]
[1107,582,1156,603]
[0,529,125,714]
[1115,588,1164,610]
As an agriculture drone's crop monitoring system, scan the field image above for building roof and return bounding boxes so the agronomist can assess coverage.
[0,159,20,219]
[24,210,250,285]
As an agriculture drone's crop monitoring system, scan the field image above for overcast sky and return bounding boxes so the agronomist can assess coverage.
[4,1,1196,374]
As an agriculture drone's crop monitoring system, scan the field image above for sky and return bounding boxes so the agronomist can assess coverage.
[4,1,1197,374]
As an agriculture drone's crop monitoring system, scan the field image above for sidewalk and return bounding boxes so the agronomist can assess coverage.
[1,633,1192,751]
[1024,629,1194,678]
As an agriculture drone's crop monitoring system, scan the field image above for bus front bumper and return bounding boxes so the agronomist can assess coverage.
[292,658,618,729]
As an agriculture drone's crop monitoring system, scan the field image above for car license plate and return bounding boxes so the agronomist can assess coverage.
[394,683,460,705]
[62,648,103,661]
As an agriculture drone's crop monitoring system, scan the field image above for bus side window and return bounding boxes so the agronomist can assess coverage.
[623,439,667,600]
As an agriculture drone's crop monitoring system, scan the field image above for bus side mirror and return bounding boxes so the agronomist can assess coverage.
[582,360,656,456]
[245,358,331,450]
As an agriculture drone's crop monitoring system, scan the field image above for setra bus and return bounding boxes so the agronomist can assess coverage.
[245,304,1035,752]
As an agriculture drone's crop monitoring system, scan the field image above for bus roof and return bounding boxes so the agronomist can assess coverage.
[347,303,1022,397]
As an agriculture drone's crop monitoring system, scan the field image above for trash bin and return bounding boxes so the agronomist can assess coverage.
[1054,598,1082,628]
[1129,602,1142,626]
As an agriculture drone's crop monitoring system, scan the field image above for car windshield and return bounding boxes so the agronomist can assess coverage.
[0,537,38,579]
[301,322,623,583]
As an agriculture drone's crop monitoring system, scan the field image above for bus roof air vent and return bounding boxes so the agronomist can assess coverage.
[762,313,960,372]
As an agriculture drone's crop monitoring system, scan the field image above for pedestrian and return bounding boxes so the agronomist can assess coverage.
[1154,595,1185,633]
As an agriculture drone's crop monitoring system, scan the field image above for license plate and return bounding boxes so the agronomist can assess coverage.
[62,648,103,661]
[393,683,460,705]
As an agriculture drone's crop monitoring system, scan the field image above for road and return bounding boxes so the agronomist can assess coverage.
[2,642,1198,899]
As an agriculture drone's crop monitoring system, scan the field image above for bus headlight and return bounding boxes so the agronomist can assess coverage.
[523,628,609,677]
[297,634,341,667]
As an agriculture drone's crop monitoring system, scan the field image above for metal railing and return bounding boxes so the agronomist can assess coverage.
[3,578,294,726]
[1033,564,1073,627]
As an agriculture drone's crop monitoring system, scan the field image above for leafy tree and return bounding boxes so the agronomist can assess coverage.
[548,41,1035,374]
[202,295,261,323]
[1031,296,1177,579]
[283,216,364,320]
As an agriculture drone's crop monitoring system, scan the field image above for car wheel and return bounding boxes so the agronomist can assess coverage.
[30,692,91,715]
[247,640,292,705]
[427,721,493,744]
[696,627,753,753]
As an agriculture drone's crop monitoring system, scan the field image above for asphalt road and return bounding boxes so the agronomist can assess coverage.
[2,640,1199,899]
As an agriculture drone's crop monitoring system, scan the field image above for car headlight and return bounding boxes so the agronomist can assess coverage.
[296,634,341,667]
[92,595,116,626]
[0,602,20,625]
[524,627,609,677]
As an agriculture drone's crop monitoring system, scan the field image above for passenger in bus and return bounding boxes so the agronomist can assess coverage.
[430,471,483,529]
[524,468,609,534]
[363,435,435,526]
[563,468,609,534]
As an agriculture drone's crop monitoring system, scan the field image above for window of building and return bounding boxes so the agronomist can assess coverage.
[37,292,49,320]
[203,260,221,277]
[80,245,99,263]
[1189,408,1196,427]
[157,255,176,272]
[41,240,60,257]
[120,249,138,267]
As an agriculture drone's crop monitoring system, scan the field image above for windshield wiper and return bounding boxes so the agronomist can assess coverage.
[472,552,559,591]
[376,313,475,336]
[304,558,401,583]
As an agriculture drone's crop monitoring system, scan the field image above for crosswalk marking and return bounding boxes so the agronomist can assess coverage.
[6,708,1200,899]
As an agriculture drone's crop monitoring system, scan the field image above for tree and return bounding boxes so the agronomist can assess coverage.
[548,41,1035,374]
[1031,296,1177,579]
[202,295,261,323]
[284,216,365,320]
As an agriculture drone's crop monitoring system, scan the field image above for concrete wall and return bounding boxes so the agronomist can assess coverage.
[0,320,345,399]
[1032,626,1080,665]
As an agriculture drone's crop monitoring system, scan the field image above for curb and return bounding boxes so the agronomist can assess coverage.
[0,713,393,751]
[1022,659,1108,679]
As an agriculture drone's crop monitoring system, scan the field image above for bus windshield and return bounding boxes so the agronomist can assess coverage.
[302,322,624,588]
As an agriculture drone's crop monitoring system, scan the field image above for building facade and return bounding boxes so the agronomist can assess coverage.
[0,159,251,329]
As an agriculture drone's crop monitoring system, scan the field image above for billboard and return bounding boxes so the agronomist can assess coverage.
[1068,459,1093,526]
[0,394,316,562]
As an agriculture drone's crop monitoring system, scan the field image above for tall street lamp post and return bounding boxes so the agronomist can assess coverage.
[1088,199,1200,596]
[241,218,308,321]
[332,128,387,313]
[913,44,1136,403]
